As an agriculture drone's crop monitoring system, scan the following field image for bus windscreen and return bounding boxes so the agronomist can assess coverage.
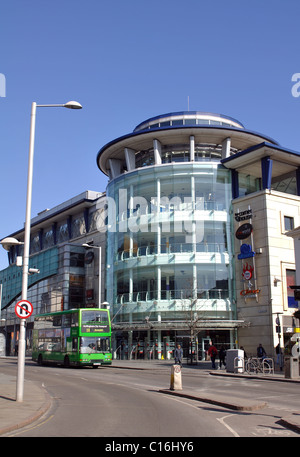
[81,310,110,333]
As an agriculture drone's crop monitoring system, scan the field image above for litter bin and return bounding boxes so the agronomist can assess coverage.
[284,356,300,379]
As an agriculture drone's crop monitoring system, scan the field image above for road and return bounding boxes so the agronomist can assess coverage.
[1,358,300,438]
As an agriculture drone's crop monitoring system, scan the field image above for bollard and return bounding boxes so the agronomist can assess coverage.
[170,364,182,390]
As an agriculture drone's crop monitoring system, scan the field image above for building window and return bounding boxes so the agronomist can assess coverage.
[284,216,294,231]
[57,221,69,243]
[286,269,297,308]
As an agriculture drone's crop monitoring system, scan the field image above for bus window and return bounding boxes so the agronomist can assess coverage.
[62,314,71,328]
[80,337,110,353]
[72,338,78,352]
[81,310,109,333]
[71,313,78,327]
[53,316,62,327]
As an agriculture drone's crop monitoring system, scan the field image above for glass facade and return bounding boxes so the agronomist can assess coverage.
[106,162,234,326]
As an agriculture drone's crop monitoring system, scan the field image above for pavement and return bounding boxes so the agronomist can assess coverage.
[0,356,300,435]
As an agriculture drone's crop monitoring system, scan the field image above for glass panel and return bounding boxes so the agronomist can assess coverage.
[185,118,196,125]
[57,221,69,243]
[80,336,110,353]
[287,269,297,308]
[81,310,110,333]
[284,216,294,231]
[43,228,54,249]
[72,215,86,237]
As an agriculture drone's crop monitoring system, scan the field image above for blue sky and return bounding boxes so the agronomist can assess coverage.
[0,0,300,269]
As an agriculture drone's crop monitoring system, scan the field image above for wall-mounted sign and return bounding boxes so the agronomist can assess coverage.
[240,288,260,297]
[242,263,254,280]
[85,251,94,264]
[235,209,252,222]
[238,244,255,259]
[235,223,253,240]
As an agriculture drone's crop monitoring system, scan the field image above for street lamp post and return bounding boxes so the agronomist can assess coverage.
[16,100,82,402]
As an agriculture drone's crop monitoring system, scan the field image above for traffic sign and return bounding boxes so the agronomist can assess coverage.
[15,300,33,319]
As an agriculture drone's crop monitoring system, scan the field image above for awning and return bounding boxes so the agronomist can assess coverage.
[112,319,249,332]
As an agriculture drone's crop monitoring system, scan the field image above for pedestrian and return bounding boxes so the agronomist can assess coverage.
[207,342,218,369]
[174,344,183,366]
[240,346,247,359]
[257,343,266,358]
[275,344,283,371]
[219,345,226,369]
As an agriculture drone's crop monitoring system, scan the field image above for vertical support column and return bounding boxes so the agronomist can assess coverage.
[231,169,239,199]
[191,175,197,299]
[129,268,133,303]
[109,158,122,179]
[222,137,231,159]
[296,167,300,196]
[153,139,162,165]
[128,331,133,360]
[230,329,235,349]
[84,208,90,233]
[124,147,136,171]
[129,185,133,257]
[156,178,161,254]
[193,264,197,301]
[190,135,195,161]
[157,265,161,301]
[261,156,273,190]
[166,275,170,300]
[191,175,196,246]
[39,229,44,251]
[157,314,162,360]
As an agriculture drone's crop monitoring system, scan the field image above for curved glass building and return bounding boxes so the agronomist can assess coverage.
[97,111,279,359]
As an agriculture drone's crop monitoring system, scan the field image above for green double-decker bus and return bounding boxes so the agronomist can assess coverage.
[32,308,112,368]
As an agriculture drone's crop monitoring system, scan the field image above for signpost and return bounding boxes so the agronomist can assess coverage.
[15,300,33,319]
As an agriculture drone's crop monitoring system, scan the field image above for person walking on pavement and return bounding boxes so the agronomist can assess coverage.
[275,343,283,371]
[174,344,183,366]
[257,343,266,359]
[207,342,218,369]
[219,345,226,369]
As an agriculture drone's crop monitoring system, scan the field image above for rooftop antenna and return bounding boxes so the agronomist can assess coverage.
[187,95,190,111]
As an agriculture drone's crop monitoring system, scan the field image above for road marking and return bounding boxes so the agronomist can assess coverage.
[216,414,240,437]
[6,415,54,437]
[252,426,291,437]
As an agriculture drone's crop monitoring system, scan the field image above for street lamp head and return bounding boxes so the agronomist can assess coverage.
[63,101,82,109]
[82,243,93,248]
[0,237,24,251]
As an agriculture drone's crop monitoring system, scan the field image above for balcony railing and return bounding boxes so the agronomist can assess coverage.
[116,288,229,304]
[115,242,227,262]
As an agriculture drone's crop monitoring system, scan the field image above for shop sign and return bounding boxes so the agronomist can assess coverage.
[235,223,253,240]
[240,288,260,297]
[238,243,255,259]
[235,209,252,222]
[242,263,254,280]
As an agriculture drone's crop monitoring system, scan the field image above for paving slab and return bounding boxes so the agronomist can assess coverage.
[0,373,51,435]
